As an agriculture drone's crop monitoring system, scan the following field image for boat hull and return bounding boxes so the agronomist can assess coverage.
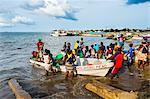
[30,58,113,77]
[50,34,59,37]
[30,59,53,72]
[60,64,113,77]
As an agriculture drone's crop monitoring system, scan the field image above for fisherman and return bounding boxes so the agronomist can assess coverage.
[93,43,99,52]
[100,42,105,52]
[37,38,44,61]
[109,43,115,55]
[141,41,148,68]
[63,42,67,52]
[74,41,79,53]
[46,49,55,65]
[105,46,112,59]
[108,46,120,60]
[43,49,50,64]
[31,51,38,61]
[66,42,71,53]
[90,45,96,58]
[85,46,90,58]
[80,37,84,48]
[110,48,123,79]
[135,45,145,75]
[64,50,76,79]
[118,34,125,47]
[113,42,119,54]
[79,49,84,58]
[97,47,105,59]
[126,43,135,75]
[43,49,54,75]
[82,45,87,56]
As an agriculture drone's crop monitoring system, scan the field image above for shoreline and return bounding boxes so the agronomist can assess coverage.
[8,63,150,99]
[85,63,150,99]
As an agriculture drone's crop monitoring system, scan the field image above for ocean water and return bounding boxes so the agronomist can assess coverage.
[0,32,142,99]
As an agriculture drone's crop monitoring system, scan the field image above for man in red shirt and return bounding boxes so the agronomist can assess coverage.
[37,39,44,51]
[111,48,123,79]
[37,39,44,61]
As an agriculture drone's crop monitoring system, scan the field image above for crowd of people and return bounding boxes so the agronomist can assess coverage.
[61,37,126,79]
[31,35,149,79]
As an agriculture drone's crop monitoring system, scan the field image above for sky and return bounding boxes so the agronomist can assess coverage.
[0,0,150,32]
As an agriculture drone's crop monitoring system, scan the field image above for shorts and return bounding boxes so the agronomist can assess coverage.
[137,53,147,62]
[39,51,43,58]
[65,63,73,72]
[119,42,124,47]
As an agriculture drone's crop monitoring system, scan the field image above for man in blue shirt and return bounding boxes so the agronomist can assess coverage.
[93,43,99,52]
[127,43,135,75]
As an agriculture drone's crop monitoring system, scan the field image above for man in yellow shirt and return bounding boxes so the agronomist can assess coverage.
[74,41,79,50]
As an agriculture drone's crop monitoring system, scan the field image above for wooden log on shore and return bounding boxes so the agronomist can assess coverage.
[8,79,32,99]
[85,80,138,99]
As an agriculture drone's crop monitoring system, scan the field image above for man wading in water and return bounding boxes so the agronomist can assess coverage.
[64,50,76,79]
[37,38,44,62]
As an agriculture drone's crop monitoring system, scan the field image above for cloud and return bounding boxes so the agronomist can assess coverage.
[12,16,35,25]
[126,0,150,5]
[0,17,6,23]
[55,11,78,21]
[0,15,35,28]
[0,17,13,27]
[22,0,45,10]
[23,0,78,21]
[0,23,13,27]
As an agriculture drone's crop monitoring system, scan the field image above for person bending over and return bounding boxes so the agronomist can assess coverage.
[110,48,123,79]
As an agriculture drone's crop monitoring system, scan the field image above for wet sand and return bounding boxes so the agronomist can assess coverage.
[19,74,101,99]
[96,63,150,98]
[17,63,150,99]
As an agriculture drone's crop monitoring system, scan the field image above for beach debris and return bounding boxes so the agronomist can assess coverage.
[8,79,32,99]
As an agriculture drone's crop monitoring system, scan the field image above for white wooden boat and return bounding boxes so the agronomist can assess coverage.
[51,33,59,37]
[59,33,67,36]
[30,58,114,76]
[60,58,113,76]
[50,30,67,37]
[50,31,59,37]
[30,59,61,72]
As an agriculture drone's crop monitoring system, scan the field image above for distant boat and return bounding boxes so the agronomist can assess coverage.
[80,34,102,37]
[66,32,77,36]
[59,33,67,36]
[50,31,59,37]
[50,30,67,37]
